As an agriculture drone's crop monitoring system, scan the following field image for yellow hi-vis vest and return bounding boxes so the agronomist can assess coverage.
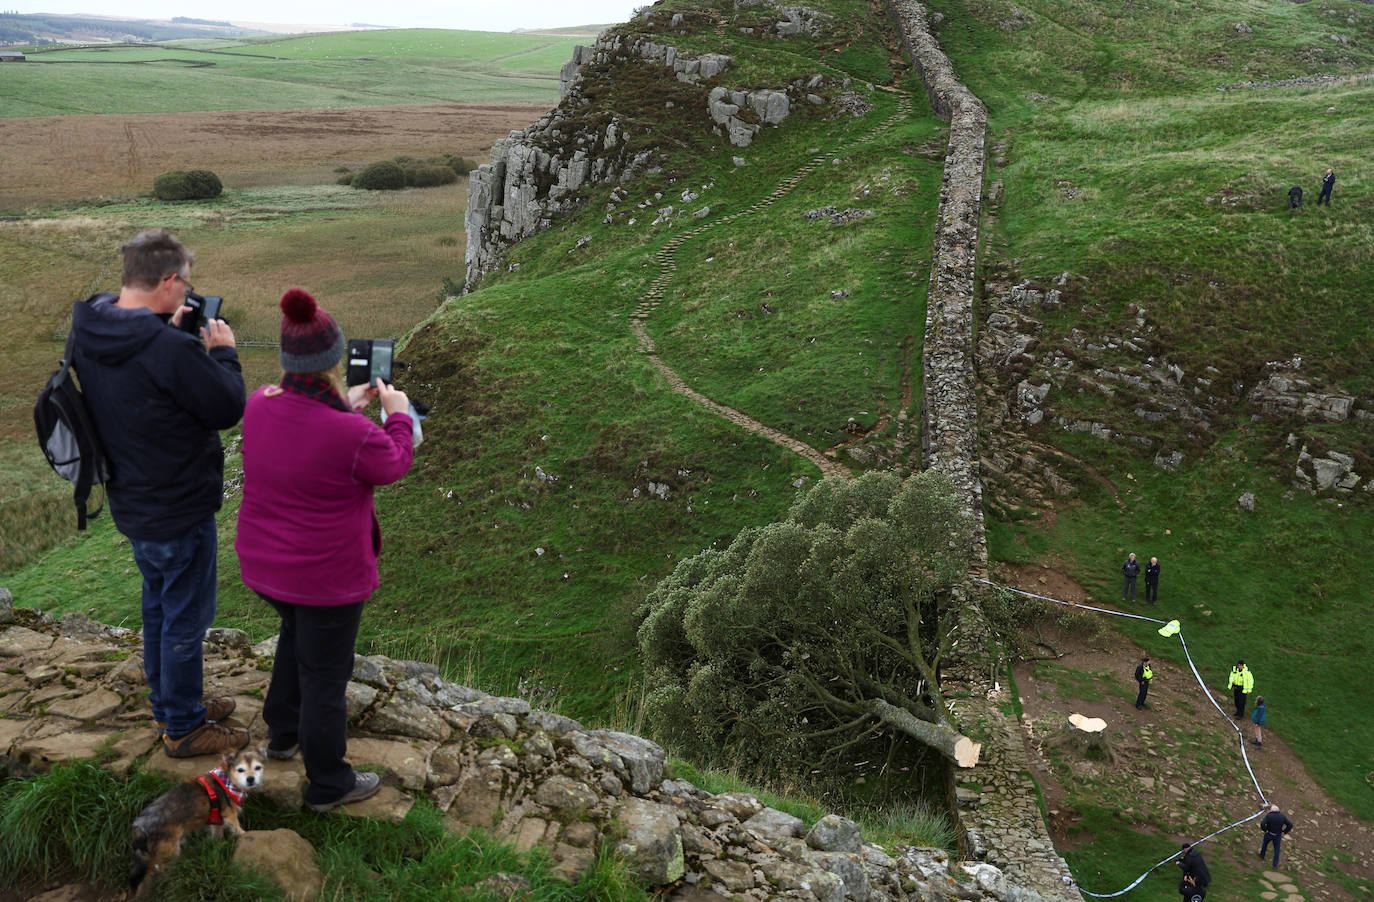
[1229,667,1254,693]
[1142,665,1153,681]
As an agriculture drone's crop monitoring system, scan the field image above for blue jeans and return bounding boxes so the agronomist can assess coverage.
[129,515,217,736]
[1262,832,1283,867]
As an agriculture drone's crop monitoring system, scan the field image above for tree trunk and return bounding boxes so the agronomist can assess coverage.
[865,698,982,767]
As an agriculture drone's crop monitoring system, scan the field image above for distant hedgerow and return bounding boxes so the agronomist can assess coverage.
[152,169,223,201]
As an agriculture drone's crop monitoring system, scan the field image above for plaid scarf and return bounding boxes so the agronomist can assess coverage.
[280,372,351,413]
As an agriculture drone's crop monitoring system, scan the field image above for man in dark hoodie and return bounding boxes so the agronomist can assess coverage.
[1177,843,1211,890]
[71,229,248,758]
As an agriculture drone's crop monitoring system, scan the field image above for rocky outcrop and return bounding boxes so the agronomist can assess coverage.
[466,23,849,288]
[1,605,1069,902]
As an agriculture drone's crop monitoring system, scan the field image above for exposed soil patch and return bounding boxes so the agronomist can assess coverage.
[996,565,1374,900]
[1,103,547,208]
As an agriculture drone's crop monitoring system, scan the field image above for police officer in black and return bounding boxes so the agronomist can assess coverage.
[1134,655,1153,710]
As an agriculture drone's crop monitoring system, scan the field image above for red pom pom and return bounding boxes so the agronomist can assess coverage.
[280,287,317,323]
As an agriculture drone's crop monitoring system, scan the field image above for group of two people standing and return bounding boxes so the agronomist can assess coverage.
[71,228,415,811]
[1120,552,1161,603]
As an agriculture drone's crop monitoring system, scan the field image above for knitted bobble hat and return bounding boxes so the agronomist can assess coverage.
[279,287,344,374]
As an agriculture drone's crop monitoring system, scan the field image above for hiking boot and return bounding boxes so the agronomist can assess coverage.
[163,721,250,758]
[307,771,381,813]
[204,696,236,722]
[155,696,237,731]
[267,742,299,760]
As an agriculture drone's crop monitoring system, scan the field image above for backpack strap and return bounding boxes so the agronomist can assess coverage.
[64,297,113,529]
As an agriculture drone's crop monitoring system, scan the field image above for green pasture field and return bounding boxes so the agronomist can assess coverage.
[920,0,1374,821]
[0,28,581,116]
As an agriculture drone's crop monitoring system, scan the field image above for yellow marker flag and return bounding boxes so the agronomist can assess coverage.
[1158,619,1181,637]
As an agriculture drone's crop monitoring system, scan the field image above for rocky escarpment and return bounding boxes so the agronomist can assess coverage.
[974,271,1372,511]
[464,5,854,289]
[2,599,1070,902]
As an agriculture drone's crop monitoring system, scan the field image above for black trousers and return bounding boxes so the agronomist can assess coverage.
[1145,579,1158,603]
[260,594,364,805]
[1233,687,1248,718]
[1123,576,1136,601]
[1136,681,1149,708]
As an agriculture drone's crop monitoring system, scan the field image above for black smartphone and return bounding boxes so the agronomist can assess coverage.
[347,338,394,386]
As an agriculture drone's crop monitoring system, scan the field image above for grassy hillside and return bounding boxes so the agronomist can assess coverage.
[0,29,581,115]
[1,2,1371,893]
[0,0,939,726]
[924,0,1374,821]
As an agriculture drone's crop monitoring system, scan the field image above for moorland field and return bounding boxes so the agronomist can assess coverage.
[0,3,1371,899]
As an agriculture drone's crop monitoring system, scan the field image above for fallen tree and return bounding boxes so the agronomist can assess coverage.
[638,470,981,784]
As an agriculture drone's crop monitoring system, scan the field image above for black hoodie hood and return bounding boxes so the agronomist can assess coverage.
[71,293,166,366]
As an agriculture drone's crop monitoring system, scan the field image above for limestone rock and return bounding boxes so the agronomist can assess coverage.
[0,587,14,624]
[234,828,322,902]
[703,857,755,890]
[48,688,122,722]
[448,765,507,827]
[344,681,379,720]
[534,774,599,812]
[586,729,665,794]
[368,696,447,741]
[614,796,685,884]
[0,626,54,657]
[205,627,250,648]
[336,783,414,825]
[807,813,862,853]
[744,807,806,845]
[527,710,583,734]
[346,736,436,790]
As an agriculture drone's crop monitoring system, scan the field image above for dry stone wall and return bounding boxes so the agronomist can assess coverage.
[883,2,1082,900]
[1,602,1070,902]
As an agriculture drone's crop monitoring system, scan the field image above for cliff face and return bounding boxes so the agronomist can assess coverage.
[463,5,850,289]
[2,604,1067,902]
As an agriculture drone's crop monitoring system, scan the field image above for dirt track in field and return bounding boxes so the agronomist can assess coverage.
[0,103,547,207]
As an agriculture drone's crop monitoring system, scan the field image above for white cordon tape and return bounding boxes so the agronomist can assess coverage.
[971,578,1271,897]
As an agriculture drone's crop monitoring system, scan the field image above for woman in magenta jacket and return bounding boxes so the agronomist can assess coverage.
[237,287,413,812]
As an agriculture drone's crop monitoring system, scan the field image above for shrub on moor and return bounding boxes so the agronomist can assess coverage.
[351,160,407,191]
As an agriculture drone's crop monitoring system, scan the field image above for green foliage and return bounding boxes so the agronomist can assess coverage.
[337,172,355,185]
[152,169,223,201]
[442,154,473,176]
[403,163,458,188]
[352,160,407,191]
[639,471,971,783]
[0,760,173,886]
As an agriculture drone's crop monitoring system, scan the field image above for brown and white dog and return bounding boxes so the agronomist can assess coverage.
[129,746,265,896]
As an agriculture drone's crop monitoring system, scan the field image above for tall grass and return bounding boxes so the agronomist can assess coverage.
[0,762,649,900]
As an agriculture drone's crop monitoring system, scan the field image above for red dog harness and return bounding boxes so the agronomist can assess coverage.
[196,768,246,826]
